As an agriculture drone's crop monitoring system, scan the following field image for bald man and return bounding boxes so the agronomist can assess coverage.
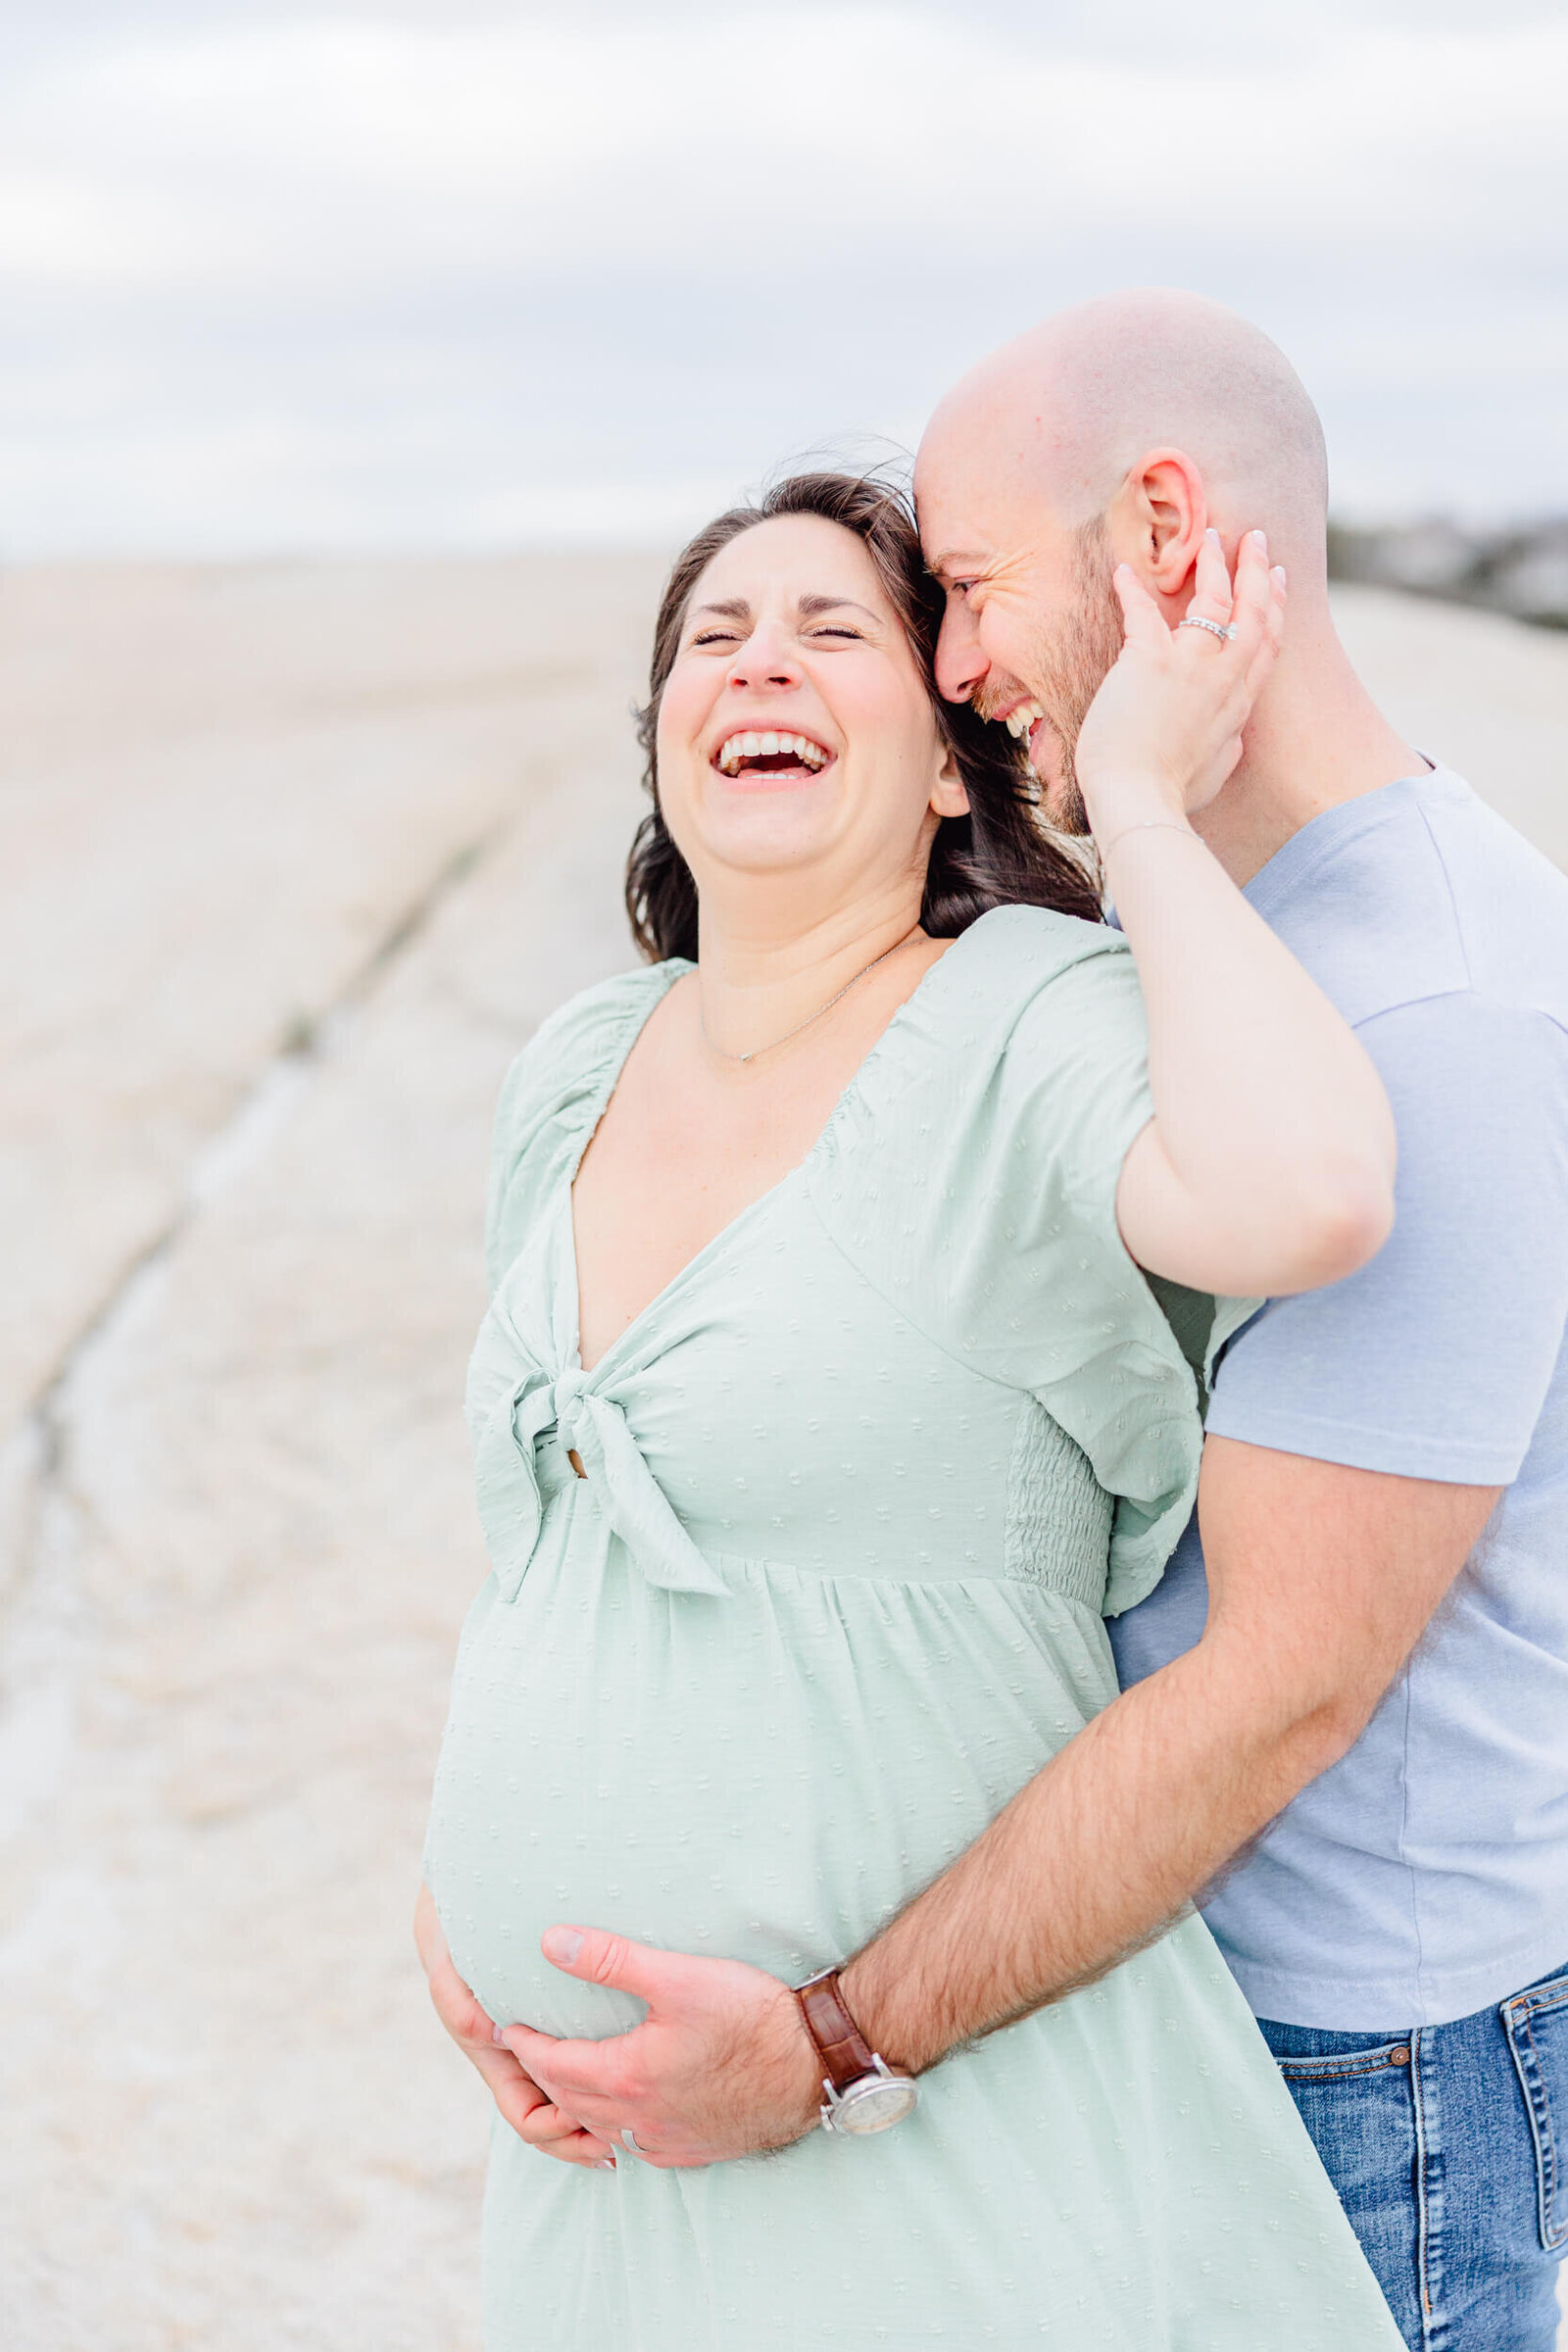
[913,290,1568,2351]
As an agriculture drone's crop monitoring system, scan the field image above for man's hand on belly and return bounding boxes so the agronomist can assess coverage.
[501,1925,821,2169]
[414,1885,619,2170]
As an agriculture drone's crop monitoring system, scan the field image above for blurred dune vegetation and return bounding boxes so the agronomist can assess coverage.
[1330,514,1568,630]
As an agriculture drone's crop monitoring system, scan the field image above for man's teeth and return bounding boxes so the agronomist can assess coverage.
[715,730,831,775]
[1004,701,1047,740]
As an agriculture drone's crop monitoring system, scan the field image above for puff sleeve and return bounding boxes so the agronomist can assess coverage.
[808,905,1253,1613]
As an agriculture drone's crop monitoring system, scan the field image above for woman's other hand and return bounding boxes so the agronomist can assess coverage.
[1074,526,1285,834]
[414,1884,618,2171]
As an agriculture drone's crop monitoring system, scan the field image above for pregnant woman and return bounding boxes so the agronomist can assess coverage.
[417,471,1405,2348]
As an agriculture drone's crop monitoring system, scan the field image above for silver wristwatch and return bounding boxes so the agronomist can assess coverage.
[794,1967,920,2136]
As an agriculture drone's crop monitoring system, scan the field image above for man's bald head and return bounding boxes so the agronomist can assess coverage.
[920,288,1328,580]
[914,291,1328,833]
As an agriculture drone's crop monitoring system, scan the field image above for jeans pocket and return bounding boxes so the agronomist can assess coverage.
[1502,1966,1568,2254]
[1264,2034,1414,2086]
[1258,2033,1418,2208]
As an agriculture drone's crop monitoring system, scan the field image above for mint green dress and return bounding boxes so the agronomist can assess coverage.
[423,905,1402,2351]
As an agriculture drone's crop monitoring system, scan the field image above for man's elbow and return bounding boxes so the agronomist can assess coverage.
[1257,1658,1390,1794]
[1295,1688,1380,1780]
[1219,1654,1388,1802]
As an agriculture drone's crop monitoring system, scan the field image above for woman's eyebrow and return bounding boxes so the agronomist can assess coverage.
[689,592,880,625]
[796,593,880,621]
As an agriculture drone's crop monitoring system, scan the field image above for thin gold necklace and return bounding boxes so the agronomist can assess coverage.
[700,925,923,1066]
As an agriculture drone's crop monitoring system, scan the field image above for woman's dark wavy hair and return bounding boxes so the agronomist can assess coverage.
[624,469,1102,959]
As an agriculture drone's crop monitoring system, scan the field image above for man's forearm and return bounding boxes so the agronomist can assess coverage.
[838,1444,1504,2077]
[838,1635,1352,2075]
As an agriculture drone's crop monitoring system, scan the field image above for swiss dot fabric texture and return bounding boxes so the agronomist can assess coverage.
[423,906,1403,2350]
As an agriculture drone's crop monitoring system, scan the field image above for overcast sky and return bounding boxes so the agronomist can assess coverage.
[2,0,1563,557]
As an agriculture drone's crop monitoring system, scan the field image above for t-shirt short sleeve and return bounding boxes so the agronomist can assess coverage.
[1207,994,1568,1481]
[809,905,1254,1612]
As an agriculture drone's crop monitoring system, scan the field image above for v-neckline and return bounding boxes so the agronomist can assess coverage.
[564,928,973,1378]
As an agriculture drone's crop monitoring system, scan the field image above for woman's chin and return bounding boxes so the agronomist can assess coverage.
[693,814,839,877]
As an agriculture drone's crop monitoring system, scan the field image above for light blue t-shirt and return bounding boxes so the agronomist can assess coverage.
[1109,765,1568,2032]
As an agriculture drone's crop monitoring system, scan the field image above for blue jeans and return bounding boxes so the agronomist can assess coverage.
[1259,1962,1568,2351]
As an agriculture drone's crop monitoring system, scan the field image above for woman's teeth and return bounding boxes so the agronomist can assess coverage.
[1004,701,1047,741]
[715,730,831,776]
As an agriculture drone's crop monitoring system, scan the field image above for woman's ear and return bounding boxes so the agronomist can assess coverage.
[930,747,970,820]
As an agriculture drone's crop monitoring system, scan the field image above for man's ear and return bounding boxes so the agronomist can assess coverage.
[1110,447,1207,602]
[931,746,970,820]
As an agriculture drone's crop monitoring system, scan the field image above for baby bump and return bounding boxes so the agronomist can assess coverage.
[423,1537,1112,2038]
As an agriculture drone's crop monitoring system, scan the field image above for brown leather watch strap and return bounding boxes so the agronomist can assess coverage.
[795,1968,877,2091]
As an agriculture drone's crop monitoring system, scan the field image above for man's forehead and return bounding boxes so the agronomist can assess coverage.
[918,391,1083,528]
[917,465,1014,570]
[924,543,994,579]
[914,466,997,570]
[918,459,1076,572]
[915,439,1032,564]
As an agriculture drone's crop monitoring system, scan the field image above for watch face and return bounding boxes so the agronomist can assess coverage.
[836,2075,919,2134]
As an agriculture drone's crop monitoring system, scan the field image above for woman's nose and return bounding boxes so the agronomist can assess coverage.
[726,620,800,691]
[934,600,986,705]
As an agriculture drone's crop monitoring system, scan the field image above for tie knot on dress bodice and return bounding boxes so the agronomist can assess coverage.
[545,1367,587,1452]
[471,1343,728,1603]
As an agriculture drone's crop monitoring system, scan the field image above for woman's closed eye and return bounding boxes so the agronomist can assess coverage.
[689,623,864,649]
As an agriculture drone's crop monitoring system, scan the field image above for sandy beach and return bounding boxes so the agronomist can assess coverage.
[1,557,1565,2349]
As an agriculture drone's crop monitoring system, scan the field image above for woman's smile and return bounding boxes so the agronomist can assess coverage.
[711,727,837,788]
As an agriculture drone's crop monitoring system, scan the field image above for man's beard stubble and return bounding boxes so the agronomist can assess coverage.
[977,517,1124,839]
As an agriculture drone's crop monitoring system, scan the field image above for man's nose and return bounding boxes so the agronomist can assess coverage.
[727,620,800,691]
[934,601,986,706]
